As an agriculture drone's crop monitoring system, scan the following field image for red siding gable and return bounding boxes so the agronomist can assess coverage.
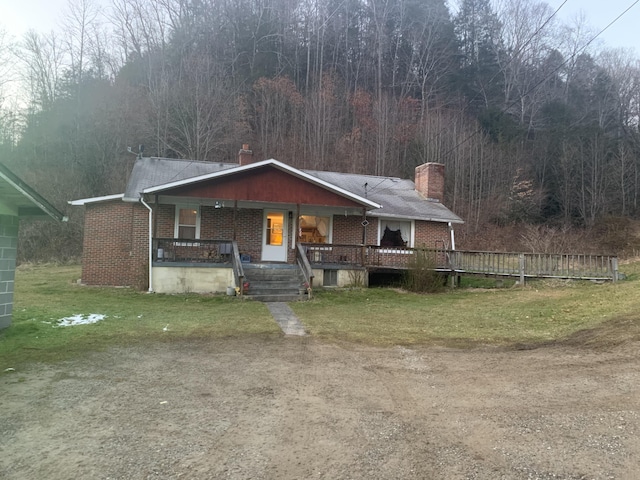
[160,166,364,208]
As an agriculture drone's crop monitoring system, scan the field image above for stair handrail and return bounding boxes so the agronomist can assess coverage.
[231,240,245,297]
[296,243,315,299]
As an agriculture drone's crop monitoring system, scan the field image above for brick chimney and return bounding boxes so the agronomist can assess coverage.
[415,162,445,202]
[238,144,254,165]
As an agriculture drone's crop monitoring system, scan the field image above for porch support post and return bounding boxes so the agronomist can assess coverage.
[294,203,300,249]
[233,200,238,240]
[361,208,367,267]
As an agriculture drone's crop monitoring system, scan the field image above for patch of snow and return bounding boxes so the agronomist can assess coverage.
[56,314,107,327]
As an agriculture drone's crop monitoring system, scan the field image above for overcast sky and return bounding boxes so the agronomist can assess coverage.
[545,0,640,52]
[0,0,639,52]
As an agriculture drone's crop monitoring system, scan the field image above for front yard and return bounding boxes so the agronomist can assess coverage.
[2,262,640,368]
[2,263,640,479]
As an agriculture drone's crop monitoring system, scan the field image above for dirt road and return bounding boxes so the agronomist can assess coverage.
[1,335,639,479]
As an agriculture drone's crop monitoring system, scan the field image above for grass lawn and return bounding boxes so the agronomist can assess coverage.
[0,264,279,368]
[290,261,640,347]
[2,262,640,368]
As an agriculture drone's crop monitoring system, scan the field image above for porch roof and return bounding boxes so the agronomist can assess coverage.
[139,158,381,209]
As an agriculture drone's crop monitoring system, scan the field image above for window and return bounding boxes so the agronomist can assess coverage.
[379,219,413,248]
[266,212,284,246]
[175,206,200,239]
[323,269,338,286]
[298,215,331,244]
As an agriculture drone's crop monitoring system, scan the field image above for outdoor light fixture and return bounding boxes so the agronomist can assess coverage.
[214,201,223,209]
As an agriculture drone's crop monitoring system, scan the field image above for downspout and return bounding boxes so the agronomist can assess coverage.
[448,222,456,250]
[140,197,154,292]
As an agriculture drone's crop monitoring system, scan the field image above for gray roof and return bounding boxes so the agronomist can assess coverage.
[122,157,462,224]
[124,157,238,201]
[305,170,463,224]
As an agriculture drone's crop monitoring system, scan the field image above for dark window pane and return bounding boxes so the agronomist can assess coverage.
[179,226,196,239]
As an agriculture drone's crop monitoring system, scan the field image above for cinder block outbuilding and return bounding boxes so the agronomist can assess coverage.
[0,163,66,328]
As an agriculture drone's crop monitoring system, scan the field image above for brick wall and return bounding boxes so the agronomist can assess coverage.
[200,206,235,240]
[234,209,263,261]
[415,220,450,249]
[332,215,378,245]
[332,215,449,247]
[156,204,175,238]
[81,201,148,288]
[0,215,17,329]
[155,204,263,262]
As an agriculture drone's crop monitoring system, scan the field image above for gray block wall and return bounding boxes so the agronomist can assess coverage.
[0,215,18,329]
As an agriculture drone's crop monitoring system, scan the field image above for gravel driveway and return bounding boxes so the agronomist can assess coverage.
[1,335,639,479]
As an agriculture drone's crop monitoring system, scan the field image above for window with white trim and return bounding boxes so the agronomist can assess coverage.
[378,219,413,247]
[175,206,200,239]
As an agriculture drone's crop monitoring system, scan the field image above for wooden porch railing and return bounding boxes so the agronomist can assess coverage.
[301,244,619,282]
[152,240,619,284]
[301,243,365,266]
[296,243,315,299]
[154,238,234,263]
[231,240,245,297]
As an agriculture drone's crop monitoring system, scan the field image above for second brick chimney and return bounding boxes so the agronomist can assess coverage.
[238,144,254,165]
[415,162,445,203]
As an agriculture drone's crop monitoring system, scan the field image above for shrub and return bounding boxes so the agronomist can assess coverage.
[404,249,445,293]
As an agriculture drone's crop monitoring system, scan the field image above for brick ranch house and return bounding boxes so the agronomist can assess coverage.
[70,146,462,297]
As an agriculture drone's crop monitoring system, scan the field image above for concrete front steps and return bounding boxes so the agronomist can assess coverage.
[243,264,308,302]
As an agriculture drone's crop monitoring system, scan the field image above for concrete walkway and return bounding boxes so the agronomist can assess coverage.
[266,302,306,336]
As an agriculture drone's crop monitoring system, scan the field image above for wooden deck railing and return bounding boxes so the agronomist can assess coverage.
[301,244,619,282]
[449,250,619,282]
[153,238,234,263]
[152,240,619,283]
[302,243,365,266]
[296,243,315,299]
[231,240,245,297]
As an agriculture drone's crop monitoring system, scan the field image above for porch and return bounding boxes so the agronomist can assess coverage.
[152,239,621,292]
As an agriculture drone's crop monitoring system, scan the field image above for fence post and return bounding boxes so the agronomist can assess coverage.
[611,257,619,282]
[519,253,525,286]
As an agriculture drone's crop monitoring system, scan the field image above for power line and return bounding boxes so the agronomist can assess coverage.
[441,0,640,160]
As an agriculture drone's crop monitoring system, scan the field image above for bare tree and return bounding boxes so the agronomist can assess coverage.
[18,31,65,110]
[62,0,102,85]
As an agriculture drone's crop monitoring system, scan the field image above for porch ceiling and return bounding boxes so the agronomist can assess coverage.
[155,196,364,215]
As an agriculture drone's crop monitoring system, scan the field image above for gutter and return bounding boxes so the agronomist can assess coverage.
[140,197,154,292]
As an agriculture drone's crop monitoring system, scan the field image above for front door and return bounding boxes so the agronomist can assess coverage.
[262,210,288,262]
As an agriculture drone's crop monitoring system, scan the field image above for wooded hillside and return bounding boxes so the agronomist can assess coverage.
[2,0,640,260]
